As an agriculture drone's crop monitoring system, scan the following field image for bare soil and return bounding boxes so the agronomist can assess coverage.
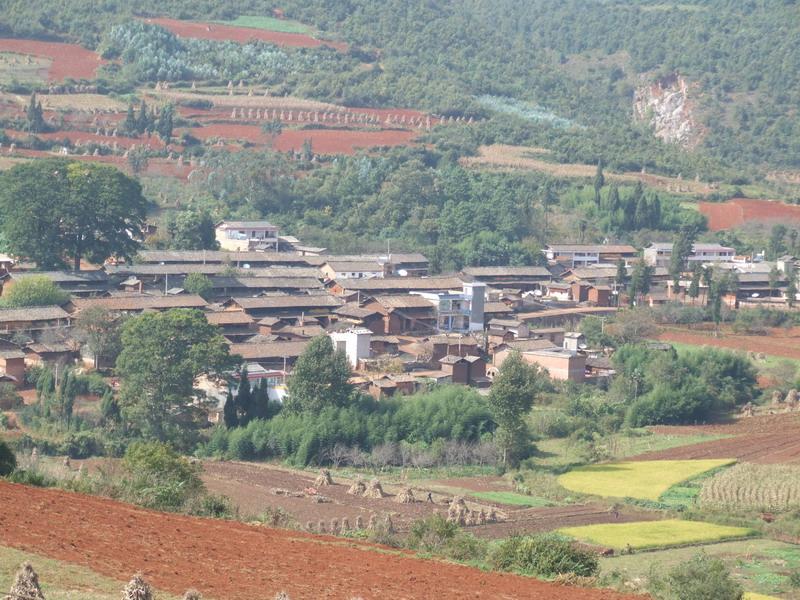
[0,481,640,600]
[0,39,105,81]
[656,326,800,361]
[699,198,800,231]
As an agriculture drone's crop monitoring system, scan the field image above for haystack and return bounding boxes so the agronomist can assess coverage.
[786,389,799,406]
[314,469,334,487]
[477,509,487,525]
[341,517,350,532]
[394,487,416,504]
[274,593,291,600]
[364,478,386,499]
[182,591,202,600]
[385,515,395,534]
[6,563,45,600]
[330,519,339,533]
[772,390,783,405]
[355,515,364,529]
[447,496,469,525]
[318,520,327,533]
[347,477,366,496]
[486,508,498,523]
[122,574,154,600]
[367,514,378,530]
[306,521,314,532]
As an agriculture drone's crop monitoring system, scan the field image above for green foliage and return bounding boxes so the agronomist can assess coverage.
[25,92,45,133]
[121,441,204,511]
[488,534,599,578]
[165,209,219,251]
[649,553,743,600]
[0,276,68,308]
[613,344,758,426]
[182,272,214,301]
[285,335,353,413]
[0,439,16,476]
[74,306,124,369]
[0,159,147,270]
[115,308,235,447]
[407,514,488,562]
[488,352,543,465]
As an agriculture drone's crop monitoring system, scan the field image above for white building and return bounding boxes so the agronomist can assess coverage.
[329,327,372,368]
[215,220,280,252]
[544,244,638,268]
[412,282,486,333]
[644,242,735,268]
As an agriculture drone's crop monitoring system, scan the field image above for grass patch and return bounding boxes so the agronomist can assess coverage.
[744,593,781,600]
[0,545,182,600]
[0,52,50,85]
[558,459,735,501]
[469,491,552,507]
[220,15,314,34]
[560,519,755,551]
[601,539,800,598]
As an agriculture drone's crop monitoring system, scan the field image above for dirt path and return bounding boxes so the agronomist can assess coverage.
[0,482,640,600]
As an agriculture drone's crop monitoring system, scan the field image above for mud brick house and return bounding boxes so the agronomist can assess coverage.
[207,276,323,298]
[329,275,464,298]
[516,306,618,329]
[332,302,384,330]
[363,295,437,335]
[69,294,207,315]
[438,354,487,386]
[205,311,257,341]
[0,306,71,335]
[134,250,314,268]
[462,266,552,291]
[493,347,586,382]
[0,349,26,388]
[224,294,343,322]
[429,333,480,362]
[228,340,310,371]
[24,342,79,368]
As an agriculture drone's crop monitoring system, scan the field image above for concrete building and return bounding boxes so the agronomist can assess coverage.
[644,242,735,268]
[493,347,585,382]
[329,327,372,368]
[215,221,280,252]
[544,244,638,268]
[413,282,486,333]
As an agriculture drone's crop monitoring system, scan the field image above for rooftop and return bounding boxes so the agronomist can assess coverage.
[547,244,637,254]
[71,295,207,312]
[463,266,551,278]
[205,312,255,326]
[335,276,464,291]
[216,220,277,229]
[324,261,384,272]
[373,295,436,310]
[0,306,71,323]
[230,294,343,310]
[229,340,310,359]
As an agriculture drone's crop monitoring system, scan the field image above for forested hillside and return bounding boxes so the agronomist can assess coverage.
[2,0,800,173]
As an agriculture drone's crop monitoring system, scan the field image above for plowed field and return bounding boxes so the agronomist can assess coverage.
[656,326,800,360]
[0,39,104,80]
[632,414,800,464]
[147,18,346,51]
[0,481,639,600]
[699,198,800,231]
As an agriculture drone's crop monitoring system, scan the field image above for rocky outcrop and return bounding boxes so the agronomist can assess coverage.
[634,74,704,149]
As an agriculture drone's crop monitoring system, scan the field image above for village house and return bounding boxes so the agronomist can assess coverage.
[328,275,464,298]
[215,220,280,252]
[223,293,343,322]
[644,242,735,268]
[321,260,387,280]
[1,270,110,298]
[0,349,26,388]
[493,346,586,382]
[24,342,79,369]
[204,311,257,341]
[227,340,310,371]
[412,282,486,333]
[544,244,638,268]
[362,295,438,335]
[429,333,480,362]
[69,294,208,315]
[461,266,552,291]
[0,306,72,335]
[207,275,323,298]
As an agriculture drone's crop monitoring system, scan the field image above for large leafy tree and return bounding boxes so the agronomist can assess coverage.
[115,309,236,446]
[487,351,544,465]
[0,275,68,308]
[0,159,147,270]
[285,335,353,413]
[167,209,219,251]
[74,306,125,369]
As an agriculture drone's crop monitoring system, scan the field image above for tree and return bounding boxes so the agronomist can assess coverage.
[628,260,653,305]
[0,275,68,307]
[768,265,780,297]
[0,159,147,270]
[670,227,696,292]
[236,364,253,425]
[183,272,214,301]
[127,146,149,175]
[115,309,236,446]
[786,262,797,308]
[25,92,45,133]
[123,103,137,134]
[136,99,151,133]
[593,160,605,206]
[285,335,353,413]
[74,306,124,369]
[688,263,701,300]
[0,439,16,476]
[650,553,743,600]
[155,103,174,141]
[487,351,543,466]
[223,390,238,428]
[615,259,628,304]
[167,209,219,250]
[767,224,787,260]
[607,308,657,344]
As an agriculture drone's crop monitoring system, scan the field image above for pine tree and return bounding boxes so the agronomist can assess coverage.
[688,264,701,300]
[223,390,238,428]
[593,160,605,207]
[236,365,253,425]
[124,103,137,134]
[26,92,45,133]
[156,104,174,141]
[252,378,270,420]
[136,100,149,133]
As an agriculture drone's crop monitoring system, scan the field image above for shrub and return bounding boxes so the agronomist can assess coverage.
[6,469,52,487]
[0,439,16,476]
[121,441,204,511]
[488,534,599,578]
[649,553,743,600]
[0,382,22,410]
[59,431,102,459]
[408,514,460,553]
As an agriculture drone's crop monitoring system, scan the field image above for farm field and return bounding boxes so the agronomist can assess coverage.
[560,519,755,551]
[0,481,642,600]
[0,39,105,81]
[145,17,347,51]
[699,198,800,231]
[633,414,800,464]
[557,459,734,501]
[0,546,182,600]
[601,539,800,598]
[460,144,715,195]
[656,325,800,361]
[201,461,661,539]
[0,52,50,85]
[220,15,314,34]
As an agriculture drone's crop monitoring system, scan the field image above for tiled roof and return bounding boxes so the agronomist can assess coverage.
[71,295,207,312]
[0,306,70,323]
[229,340,310,359]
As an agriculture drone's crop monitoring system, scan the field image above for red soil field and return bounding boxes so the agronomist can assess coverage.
[147,17,347,51]
[0,38,105,81]
[0,481,638,600]
[273,128,417,154]
[655,326,800,360]
[699,198,800,231]
[633,414,800,464]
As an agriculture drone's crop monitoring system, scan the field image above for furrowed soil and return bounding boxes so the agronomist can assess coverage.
[0,39,104,81]
[0,481,640,600]
[656,326,800,361]
[631,414,800,464]
[699,198,800,231]
[146,17,347,51]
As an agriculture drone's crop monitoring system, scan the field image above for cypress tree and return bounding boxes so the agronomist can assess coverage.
[236,365,253,425]
[223,390,239,428]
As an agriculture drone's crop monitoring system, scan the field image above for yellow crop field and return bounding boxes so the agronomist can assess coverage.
[559,519,755,551]
[744,594,781,600]
[557,459,735,501]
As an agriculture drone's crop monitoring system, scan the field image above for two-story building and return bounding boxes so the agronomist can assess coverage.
[644,242,735,268]
[215,221,280,252]
[544,244,638,268]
